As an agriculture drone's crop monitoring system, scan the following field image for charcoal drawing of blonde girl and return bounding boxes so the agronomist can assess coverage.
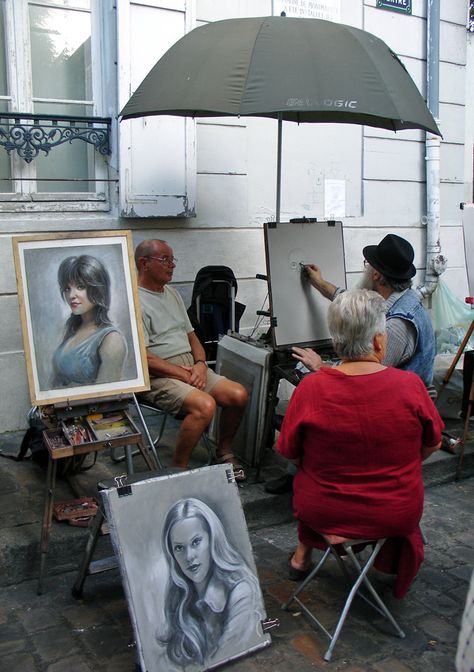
[158,497,263,669]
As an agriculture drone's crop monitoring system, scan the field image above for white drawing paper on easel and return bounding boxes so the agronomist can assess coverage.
[264,220,346,348]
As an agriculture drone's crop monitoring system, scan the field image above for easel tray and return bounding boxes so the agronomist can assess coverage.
[43,409,142,459]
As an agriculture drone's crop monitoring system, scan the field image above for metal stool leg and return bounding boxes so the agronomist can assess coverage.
[110,396,164,469]
[282,537,406,662]
[282,547,331,609]
[345,545,405,638]
[202,432,215,465]
[323,541,404,662]
[131,395,163,469]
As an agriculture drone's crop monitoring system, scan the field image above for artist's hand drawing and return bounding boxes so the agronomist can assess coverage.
[51,255,127,387]
[157,497,263,669]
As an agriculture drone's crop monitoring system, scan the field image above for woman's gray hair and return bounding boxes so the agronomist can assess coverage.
[327,289,386,359]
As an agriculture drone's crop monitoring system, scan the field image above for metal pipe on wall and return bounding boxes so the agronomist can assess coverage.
[418,0,447,299]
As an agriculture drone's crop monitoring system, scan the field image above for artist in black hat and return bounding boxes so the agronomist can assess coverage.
[294,233,435,386]
[265,233,436,495]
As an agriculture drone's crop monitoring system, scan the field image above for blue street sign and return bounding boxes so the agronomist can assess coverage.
[376,0,412,14]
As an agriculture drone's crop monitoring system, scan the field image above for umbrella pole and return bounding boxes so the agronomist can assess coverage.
[276,113,282,224]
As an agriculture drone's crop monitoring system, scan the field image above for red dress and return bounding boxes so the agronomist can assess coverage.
[276,367,444,597]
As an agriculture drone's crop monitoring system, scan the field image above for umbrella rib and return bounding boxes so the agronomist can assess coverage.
[345,28,410,129]
[240,18,271,117]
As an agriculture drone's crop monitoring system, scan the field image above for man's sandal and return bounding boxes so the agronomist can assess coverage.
[212,453,246,482]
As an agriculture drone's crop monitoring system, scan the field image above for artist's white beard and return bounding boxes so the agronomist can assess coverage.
[358,266,375,290]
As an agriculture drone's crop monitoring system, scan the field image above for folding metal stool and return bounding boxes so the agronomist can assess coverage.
[282,534,405,662]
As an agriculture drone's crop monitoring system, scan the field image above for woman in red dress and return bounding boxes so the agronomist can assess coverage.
[277,289,444,598]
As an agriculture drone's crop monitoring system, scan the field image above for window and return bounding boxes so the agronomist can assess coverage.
[0,0,111,211]
[117,0,196,218]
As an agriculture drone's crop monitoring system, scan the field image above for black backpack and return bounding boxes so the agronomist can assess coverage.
[187,265,246,361]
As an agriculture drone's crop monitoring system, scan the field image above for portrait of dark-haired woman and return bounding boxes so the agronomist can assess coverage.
[51,254,127,387]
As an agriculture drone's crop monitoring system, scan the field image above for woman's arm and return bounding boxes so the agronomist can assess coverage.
[421,440,442,461]
[417,378,444,460]
[96,331,127,383]
[275,381,307,461]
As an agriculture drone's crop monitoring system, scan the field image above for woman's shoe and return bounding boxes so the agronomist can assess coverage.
[287,552,313,581]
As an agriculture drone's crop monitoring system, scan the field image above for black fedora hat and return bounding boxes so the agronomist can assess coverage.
[363,234,416,280]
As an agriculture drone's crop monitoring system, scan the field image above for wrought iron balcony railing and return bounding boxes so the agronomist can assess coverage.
[0,112,111,163]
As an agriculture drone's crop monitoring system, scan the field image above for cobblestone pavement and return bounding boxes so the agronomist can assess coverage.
[1,477,472,672]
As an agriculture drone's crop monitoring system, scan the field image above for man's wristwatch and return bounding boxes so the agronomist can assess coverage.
[194,359,207,367]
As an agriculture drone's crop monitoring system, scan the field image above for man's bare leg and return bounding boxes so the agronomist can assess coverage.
[172,390,216,468]
[210,379,248,459]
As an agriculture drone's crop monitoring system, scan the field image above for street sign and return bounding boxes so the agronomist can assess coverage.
[376,0,412,14]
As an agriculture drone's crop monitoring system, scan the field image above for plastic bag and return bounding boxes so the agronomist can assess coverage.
[431,279,474,354]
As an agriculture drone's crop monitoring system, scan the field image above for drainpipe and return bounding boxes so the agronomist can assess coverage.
[417,0,447,300]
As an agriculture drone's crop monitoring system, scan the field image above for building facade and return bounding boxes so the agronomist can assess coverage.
[0,0,472,431]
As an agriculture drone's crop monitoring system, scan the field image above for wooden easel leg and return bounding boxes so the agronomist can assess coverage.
[136,438,159,471]
[71,507,105,599]
[38,456,57,595]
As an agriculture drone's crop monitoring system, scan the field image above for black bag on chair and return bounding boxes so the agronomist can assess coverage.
[461,350,474,418]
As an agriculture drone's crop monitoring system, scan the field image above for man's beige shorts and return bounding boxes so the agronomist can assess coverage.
[140,352,226,415]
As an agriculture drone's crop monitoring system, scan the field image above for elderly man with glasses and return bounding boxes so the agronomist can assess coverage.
[135,239,248,479]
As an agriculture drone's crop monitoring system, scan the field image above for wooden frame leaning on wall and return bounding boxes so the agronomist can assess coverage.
[12,230,150,406]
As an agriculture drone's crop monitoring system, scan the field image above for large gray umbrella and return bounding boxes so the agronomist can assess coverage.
[121,16,440,221]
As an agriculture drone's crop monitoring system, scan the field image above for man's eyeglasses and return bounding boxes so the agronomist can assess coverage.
[148,255,177,265]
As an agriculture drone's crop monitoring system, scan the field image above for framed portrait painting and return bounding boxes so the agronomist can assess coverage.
[12,230,150,406]
[101,464,272,672]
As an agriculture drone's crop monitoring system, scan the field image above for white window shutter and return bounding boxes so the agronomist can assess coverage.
[117,0,196,218]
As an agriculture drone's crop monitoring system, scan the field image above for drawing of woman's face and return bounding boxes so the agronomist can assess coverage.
[63,282,95,316]
[170,516,212,586]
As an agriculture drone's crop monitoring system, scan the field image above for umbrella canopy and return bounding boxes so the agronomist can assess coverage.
[120,15,439,136]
